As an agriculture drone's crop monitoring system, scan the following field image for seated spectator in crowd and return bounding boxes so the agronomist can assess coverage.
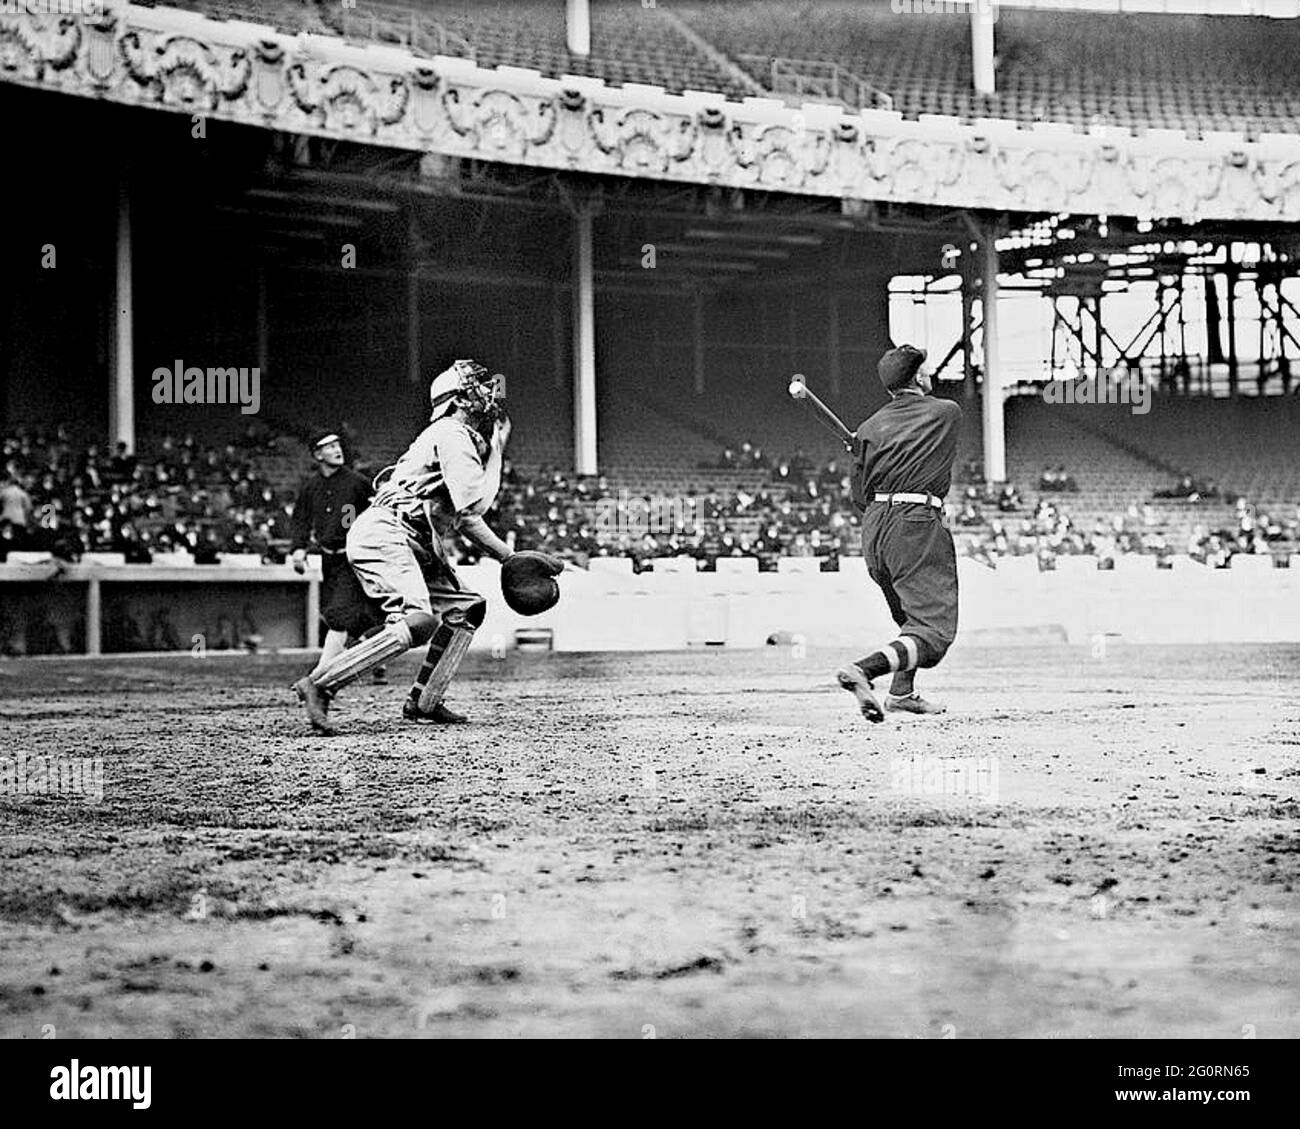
[1257,511,1286,543]
[1039,465,1077,492]
[1092,529,1117,570]
[957,501,983,528]
[107,442,137,484]
[1206,534,1231,568]
[1,469,34,537]
[1175,474,1196,499]
[1155,472,1215,501]
[1141,530,1171,564]
[0,518,22,562]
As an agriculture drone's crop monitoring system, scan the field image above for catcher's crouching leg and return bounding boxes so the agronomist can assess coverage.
[316,611,436,695]
[295,611,436,734]
[404,596,487,723]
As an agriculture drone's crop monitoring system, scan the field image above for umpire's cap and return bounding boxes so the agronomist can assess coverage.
[501,551,562,616]
[310,430,342,451]
[878,344,927,392]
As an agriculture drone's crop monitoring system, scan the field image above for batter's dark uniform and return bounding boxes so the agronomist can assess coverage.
[853,393,961,667]
[290,466,382,637]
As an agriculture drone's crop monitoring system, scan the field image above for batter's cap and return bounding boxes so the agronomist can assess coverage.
[877,344,927,392]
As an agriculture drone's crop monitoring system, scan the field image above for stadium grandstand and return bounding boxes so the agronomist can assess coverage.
[680,0,1300,135]
[151,0,1300,134]
[1,0,1299,655]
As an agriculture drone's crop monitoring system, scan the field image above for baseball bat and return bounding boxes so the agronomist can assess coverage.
[787,373,855,452]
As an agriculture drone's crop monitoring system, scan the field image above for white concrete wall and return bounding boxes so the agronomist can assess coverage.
[3,556,1297,655]
[463,556,1300,650]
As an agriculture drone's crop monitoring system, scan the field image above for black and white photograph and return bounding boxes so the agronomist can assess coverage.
[0,0,1296,1096]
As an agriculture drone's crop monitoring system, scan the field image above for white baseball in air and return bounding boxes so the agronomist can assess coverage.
[788,375,806,399]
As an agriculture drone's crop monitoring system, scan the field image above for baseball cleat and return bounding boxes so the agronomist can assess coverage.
[885,692,946,715]
[401,697,468,725]
[836,666,885,723]
[293,677,336,735]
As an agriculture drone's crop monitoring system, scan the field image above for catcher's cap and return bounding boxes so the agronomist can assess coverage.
[310,431,342,451]
[878,344,927,392]
[430,359,499,421]
[501,551,561,617]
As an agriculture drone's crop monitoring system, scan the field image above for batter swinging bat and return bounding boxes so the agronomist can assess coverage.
[787,373,855,452]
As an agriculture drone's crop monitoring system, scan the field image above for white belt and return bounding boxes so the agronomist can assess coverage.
[873,492,943,509]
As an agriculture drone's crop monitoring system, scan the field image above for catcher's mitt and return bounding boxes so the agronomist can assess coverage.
[501,551,563,616]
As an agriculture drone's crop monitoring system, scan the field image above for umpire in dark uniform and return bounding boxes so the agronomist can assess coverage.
[837,345,961,722]
[291,431,385,682]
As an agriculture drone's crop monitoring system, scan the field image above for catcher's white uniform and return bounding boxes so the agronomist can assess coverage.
[347,414,507,624]
[293,360,510,733]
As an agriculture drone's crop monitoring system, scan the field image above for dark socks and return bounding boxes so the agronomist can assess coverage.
[855,639,914,682]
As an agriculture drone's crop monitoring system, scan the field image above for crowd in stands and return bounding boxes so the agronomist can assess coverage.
[496,441,1296,572]
[955,481,1295,570]
[2,425,1295,577]
[1,426,292,564]
[3,425,867,573]
[487,457,857,572]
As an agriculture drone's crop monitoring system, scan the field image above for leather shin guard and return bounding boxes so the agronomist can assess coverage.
[411,601,485,712]
[314,619,413,696]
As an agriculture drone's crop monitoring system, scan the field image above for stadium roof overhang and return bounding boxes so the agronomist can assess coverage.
[12,72,1294,305]
[3,1,1298,223]
[5,2,1299,296]
[2,73,965,298]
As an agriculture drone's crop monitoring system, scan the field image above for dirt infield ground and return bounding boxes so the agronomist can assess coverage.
[0,642,1296,1040]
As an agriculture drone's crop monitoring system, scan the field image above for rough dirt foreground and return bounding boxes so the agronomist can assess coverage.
[0,642,1296,1039]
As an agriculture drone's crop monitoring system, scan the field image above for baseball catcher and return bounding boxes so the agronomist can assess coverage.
[292,360,563,734]
[836,345,961,721]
